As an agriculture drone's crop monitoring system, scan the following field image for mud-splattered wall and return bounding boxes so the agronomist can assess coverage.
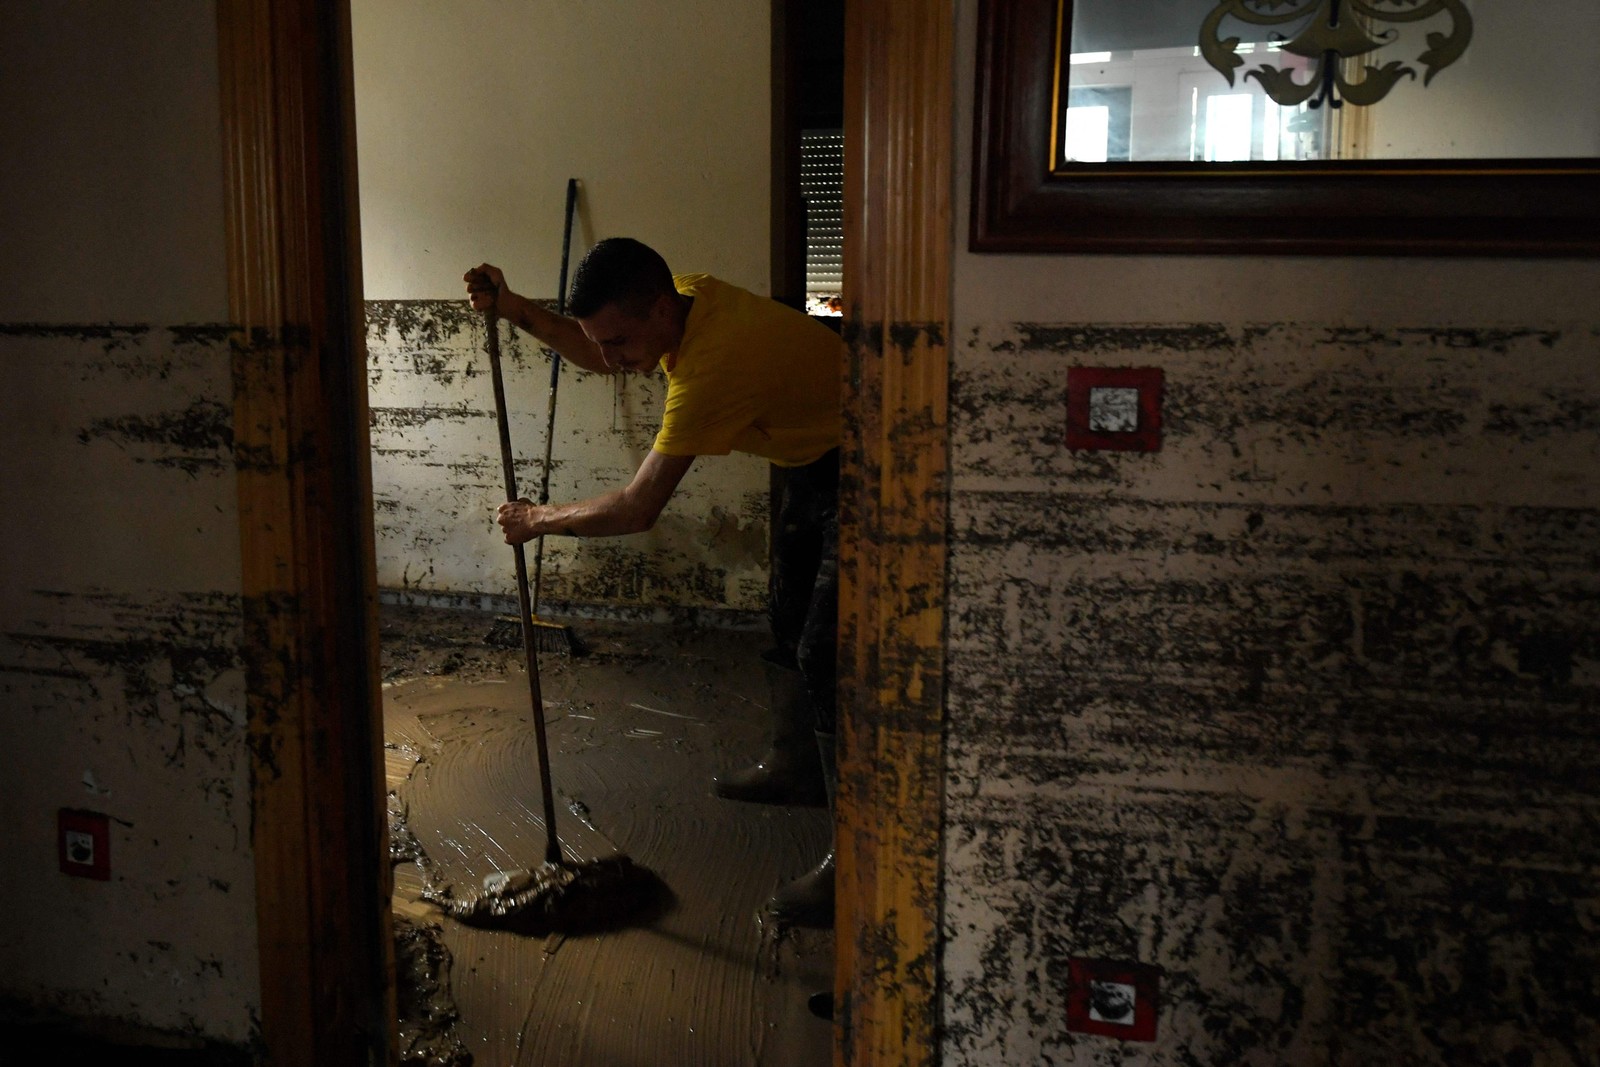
[366,299,771,615]
[940,6,1600,1063]
[941,321,1600,1064]
[0,328,258,1043]
[0,4,259,1048]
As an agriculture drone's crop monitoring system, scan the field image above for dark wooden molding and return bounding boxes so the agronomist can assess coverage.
[972,0,1600,256]
[217,1,391,1063]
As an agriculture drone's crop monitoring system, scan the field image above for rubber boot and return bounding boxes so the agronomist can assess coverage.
[765,731,836,928]
[713,662,825,806]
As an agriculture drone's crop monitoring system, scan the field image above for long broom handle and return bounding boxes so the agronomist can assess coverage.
[531,177,580,613]
[485,307,564,866]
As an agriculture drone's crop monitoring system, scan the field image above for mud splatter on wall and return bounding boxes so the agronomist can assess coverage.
[365,299,770,615]
[941,322,1600,1065]
[0,325,258,1044]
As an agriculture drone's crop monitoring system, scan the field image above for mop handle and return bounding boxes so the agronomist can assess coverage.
[485,306,564,866]
[532,178,580,612]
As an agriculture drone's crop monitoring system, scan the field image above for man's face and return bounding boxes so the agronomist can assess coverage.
[578,294,679,373]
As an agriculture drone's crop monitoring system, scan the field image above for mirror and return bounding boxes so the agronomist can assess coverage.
[1061,0,1597,165]
[972,0,1600,254]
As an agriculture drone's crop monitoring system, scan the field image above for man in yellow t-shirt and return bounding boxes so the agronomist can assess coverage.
[465,238,840,928]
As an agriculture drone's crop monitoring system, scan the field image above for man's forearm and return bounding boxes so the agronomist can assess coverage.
[499,291,610,374]
[517,489,658,539]
[498,450,694,544]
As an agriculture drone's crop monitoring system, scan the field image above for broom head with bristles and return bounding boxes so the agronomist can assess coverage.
[484,614,588,656]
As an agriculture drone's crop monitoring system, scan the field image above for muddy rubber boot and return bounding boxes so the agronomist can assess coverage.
[713,662,826,806]
[765,731,836,928]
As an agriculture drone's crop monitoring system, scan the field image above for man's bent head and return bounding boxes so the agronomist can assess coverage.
[569,238,675,319]
[570,238,686,373]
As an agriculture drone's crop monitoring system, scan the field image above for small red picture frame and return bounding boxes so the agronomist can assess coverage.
[1066,366,1164,452]
[1065,956,1160,1042]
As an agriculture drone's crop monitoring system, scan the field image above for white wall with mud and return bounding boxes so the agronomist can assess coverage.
[352,0,775,616]
[0,3,259,1047]
[365,299,770,614]
[941,4,1600,1063]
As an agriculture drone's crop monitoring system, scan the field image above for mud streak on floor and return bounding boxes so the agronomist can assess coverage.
[381,604,833,1066]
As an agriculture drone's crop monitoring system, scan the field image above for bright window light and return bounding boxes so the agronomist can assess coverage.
[1065,105,1111,162]
[1204,93,1254,161]
[1263,98,1281,161]
[1189,87,1200,159]
[1070,51,1113,64]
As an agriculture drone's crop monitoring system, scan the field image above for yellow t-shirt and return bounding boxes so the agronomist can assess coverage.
[652,274,842,468]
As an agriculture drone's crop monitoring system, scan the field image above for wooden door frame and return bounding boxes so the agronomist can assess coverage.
[217,0,956,1063]
[836,2,954,1064]
[217,1,392,1063]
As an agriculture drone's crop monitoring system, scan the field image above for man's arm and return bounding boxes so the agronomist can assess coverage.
[465,263,611,375]
[496,450,694,542]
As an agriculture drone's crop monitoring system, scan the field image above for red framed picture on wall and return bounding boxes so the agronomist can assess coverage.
[1065,956,1161,1042]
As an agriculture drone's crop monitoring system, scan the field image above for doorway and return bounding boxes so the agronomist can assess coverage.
[350,1,845,1062]
[226,1,951,1063]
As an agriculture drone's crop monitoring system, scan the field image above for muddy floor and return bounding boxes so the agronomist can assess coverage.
[380,602,833,1067]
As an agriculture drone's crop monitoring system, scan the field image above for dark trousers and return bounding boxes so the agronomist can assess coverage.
[768,448,839,734]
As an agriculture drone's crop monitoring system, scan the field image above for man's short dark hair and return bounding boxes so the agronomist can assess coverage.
[567,238,675,319]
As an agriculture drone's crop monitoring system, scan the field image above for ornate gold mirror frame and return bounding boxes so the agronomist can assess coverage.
[971,0,1600,255]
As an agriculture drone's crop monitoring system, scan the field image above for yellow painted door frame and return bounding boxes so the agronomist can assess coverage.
[837,1,954,1064]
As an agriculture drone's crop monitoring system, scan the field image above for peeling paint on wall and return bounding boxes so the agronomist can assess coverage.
[941,322,1600,1065]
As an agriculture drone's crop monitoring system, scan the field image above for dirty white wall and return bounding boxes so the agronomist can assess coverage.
[352,0,773,617]
[0,2,259,1050]
[942,2,1600,1064]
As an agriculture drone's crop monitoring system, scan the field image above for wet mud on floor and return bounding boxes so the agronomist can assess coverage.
[381,603,833,1067]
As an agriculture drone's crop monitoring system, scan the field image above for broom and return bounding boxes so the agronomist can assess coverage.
[424,303,652,933]
[486,179,586,655]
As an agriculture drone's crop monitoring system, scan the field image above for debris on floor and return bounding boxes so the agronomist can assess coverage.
[394,915,473,1067]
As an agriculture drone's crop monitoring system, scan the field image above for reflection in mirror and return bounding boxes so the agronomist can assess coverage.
[1056,0,1600,165]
